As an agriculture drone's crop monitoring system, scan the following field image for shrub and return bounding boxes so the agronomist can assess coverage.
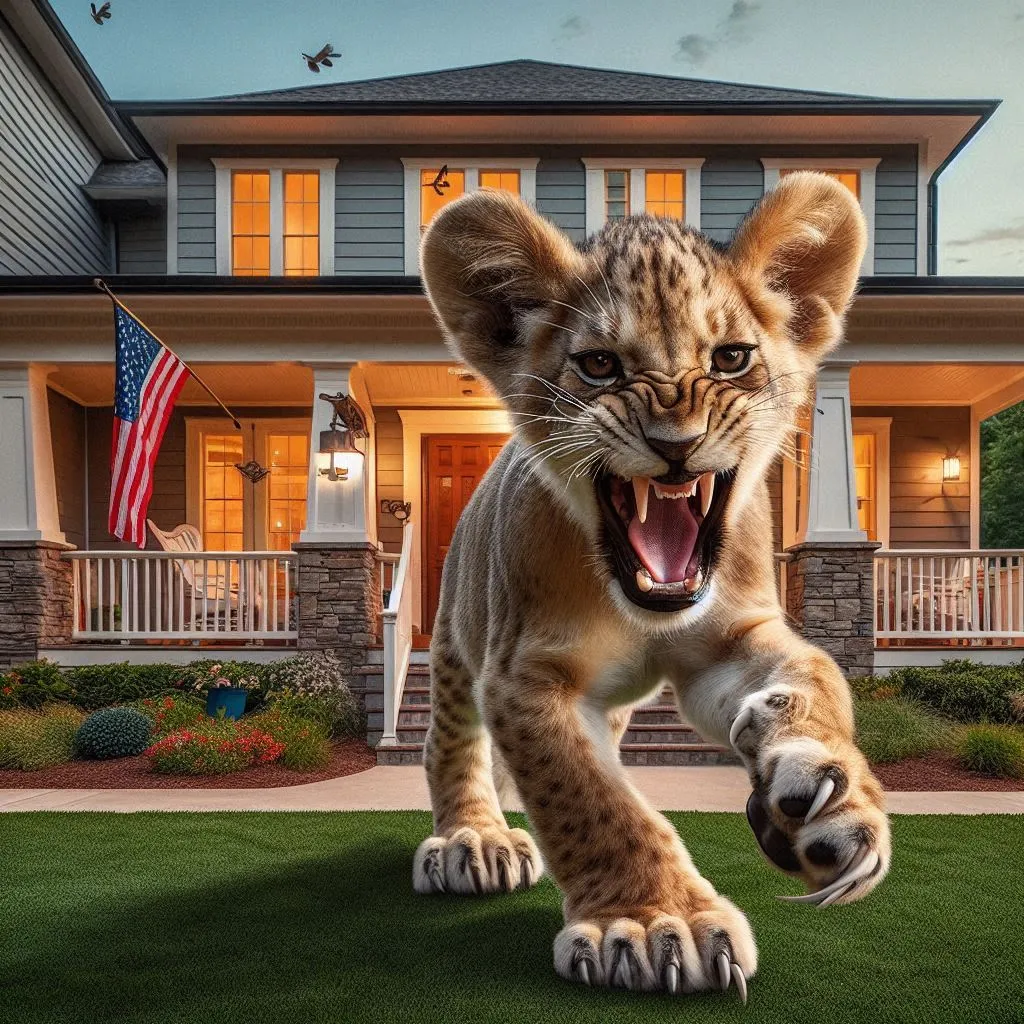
[0,661,72,709]
[957,724,1024,778]
[63,663,187,711]
[887,660,1024,724]
[75,707,153,760]
[0,705,84,770]
[249,707,332,771]
[134,695,206,738]
[145,719,284,775]
[854,697,955,764]
[263,650,362,738]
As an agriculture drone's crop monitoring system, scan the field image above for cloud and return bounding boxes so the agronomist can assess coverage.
[947,221,1024,247]
[555,15,589,42]
[674,0,762,64]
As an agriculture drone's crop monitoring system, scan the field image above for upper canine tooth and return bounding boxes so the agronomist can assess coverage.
[632,477,650,524]
[699,473,715,517]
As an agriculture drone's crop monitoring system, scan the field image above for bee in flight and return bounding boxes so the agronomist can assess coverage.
[90,2,111,24]
[302,44,342,73]
[423,166,450,197]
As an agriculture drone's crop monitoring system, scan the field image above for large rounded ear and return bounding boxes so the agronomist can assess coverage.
[420,189,584,383]
[730,171,867,359]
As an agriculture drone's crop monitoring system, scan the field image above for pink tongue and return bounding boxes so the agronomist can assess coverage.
[627,494,699,584]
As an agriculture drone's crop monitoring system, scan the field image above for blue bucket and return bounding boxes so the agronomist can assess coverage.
[206,687,248,721]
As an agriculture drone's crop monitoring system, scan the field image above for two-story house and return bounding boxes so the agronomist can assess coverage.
[3,0,1023,763]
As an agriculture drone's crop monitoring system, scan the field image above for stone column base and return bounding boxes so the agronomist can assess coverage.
[784,541,880,676]
[0,541,74,669]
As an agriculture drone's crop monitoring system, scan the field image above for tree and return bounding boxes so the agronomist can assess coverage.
[980,402,1024,548]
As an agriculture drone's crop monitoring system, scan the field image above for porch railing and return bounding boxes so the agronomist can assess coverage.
[65,550,297,641]
[377,549,400,609]
[875,550,1024,642]
[379,521,414,747]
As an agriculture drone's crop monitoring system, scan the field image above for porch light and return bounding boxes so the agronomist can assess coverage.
[317,391,368,482]
[942,455,961,482]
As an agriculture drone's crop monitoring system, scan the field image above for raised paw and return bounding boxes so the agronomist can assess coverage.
[413,825,542,896]
[554,897,756,1001]
[731,688,891,907]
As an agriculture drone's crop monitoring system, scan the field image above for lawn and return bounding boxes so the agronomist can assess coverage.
[1,812,1022,1024]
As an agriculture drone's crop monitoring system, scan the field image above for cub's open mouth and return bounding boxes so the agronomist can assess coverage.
[595,469,735,612]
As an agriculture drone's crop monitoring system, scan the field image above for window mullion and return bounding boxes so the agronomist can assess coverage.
[465,167,480,192]
[269,168,284,276]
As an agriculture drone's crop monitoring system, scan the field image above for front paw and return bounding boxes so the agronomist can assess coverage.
[731,691,890,907]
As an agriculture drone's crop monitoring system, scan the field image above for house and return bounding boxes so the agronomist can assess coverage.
[3,0,1023,765]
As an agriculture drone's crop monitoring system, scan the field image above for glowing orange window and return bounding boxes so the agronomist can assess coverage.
[479,170,520,195]
[231,172,271,276]
[420,168,465,231]
[283,172,320,276]
[646,171,685,220]
[781,168,860,198]
[201,434,244,550]
[267,433,309,550]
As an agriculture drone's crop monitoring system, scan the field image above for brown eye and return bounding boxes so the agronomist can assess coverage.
[711,345,753,376]
[574,350,622,384]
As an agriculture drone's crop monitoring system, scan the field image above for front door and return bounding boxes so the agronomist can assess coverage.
[423,434,507,631]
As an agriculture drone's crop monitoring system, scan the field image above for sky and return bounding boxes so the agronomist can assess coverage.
[51,0,1024,275]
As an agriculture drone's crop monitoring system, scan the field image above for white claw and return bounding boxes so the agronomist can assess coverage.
[731,963,748,1005]
[699,472,715,517]
[665,962,680,994]
[577,959,592,986]
[632,476,650,524]
[778,849,880,905]
[520,860,534,890]
[716,951,731,990]
[818,882,854,909]
[729,706,753,748]
[615,954,632,989]
[804,776,836,824]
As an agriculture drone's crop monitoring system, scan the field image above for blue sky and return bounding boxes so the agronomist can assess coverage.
[51,0,1024,274]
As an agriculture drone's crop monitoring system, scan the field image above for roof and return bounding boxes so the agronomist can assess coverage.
[117,59,998,118]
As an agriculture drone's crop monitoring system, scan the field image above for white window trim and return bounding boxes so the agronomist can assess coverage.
[212,158,338,277]
[582,158,704,236]
[851,416,892,548]
[401,157,539,274]
[760,158,880,276]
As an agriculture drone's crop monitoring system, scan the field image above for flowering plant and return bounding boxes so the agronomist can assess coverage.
[137,695,206,738]
[190,663,260,694]
[145,718,284,774]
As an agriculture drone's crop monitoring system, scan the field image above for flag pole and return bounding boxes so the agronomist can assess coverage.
[93,278,242,430]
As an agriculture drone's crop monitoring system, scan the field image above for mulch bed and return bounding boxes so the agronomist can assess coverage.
[874,751,1024,792]
[0,739,377,789]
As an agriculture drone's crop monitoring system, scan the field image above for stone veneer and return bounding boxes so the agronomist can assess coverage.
[294,542,381,687]
[0,542,74,669]
[784,541,880,676]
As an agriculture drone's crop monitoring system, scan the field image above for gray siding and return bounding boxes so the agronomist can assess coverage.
[536,158,586,243]
[176,155,217,273]
[874,155,918,275]
[117,212,167,274]
[700,160,763,245]
[335,159,404,274]
[0,14,109,275]
[48,389,86,549]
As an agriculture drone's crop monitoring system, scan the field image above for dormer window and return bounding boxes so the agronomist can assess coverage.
[402,158,538,272]
[213,158,337,276]
[583,159,704,235]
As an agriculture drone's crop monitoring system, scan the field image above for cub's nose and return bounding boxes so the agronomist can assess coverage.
[644,431,705,466]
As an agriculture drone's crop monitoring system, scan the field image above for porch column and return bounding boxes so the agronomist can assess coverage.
[0,366,73,667]
[785,361,878,676]
[294,364,381,686]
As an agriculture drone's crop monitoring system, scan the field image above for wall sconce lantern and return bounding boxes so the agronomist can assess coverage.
[318,392,368,482]
[942,455,961,482]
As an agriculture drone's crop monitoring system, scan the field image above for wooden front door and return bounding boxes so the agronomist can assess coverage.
[423,434,507,631]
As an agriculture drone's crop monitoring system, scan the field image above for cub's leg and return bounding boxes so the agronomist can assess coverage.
[682,618,890,907]
[412,626,541,896]
[487,660,756,998]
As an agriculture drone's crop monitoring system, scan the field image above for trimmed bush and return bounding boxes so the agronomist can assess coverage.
[145,719,284,775]
[134,695,207,738]
[250,707,332,771]
[63,663,188,711]
[0,705,84,770]
[957,725,1024,778]
[854,697,954,765]
[75,707,153,760]
[0,661,72,709]
[262,650,362,738]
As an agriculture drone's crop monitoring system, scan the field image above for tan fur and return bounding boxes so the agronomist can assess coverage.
[413,173,889,994]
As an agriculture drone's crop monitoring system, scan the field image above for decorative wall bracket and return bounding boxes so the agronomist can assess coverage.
[380,499,412,522]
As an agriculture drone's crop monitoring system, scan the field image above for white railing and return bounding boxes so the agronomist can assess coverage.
[875,550,1024,642]
[377,549,399,610]
[65,550,297,641]
[379,522,414,747]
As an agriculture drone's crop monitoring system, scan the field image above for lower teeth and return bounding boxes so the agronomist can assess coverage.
[635,569,654,593]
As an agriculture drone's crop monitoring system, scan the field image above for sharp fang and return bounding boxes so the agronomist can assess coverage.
[636,569,654,593]
[632,477,650,524]
[699,473,715,517]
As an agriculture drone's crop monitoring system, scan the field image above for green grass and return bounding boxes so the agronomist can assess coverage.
[854,696,956,764]
[957,724,1024,778]
[1,812,1022,1024]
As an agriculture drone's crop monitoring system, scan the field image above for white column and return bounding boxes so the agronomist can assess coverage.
[299,363,371,544]
[802,362,867,544]
[0,365,65,543]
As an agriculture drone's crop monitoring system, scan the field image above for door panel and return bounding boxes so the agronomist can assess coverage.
[423,434,507,632]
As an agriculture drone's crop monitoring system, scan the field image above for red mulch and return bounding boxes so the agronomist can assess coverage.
[0,739,376,789]
[874,751,1024,792]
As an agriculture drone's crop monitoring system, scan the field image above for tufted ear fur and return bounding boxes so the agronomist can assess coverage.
[420,189,585,385]
[730,171,867,359]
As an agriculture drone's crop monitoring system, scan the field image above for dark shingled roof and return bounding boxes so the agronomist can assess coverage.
[205,59,883,106]
[86,160,166,189]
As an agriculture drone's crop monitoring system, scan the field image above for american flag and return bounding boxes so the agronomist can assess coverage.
[108,305,191,547]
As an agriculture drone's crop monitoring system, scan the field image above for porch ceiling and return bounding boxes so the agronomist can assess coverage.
[360,362,498,407]
[851,363,1024,407]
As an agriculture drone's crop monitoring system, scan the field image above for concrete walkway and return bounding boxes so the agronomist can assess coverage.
[1,765,1022,813]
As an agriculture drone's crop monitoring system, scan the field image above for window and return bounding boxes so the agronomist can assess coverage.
[583,159,703,235]
[200,433,245,550]
[214,159,336,276]
[853,431,877,539]
[402,159,538,272]
[267,433,309,550]
[646,171,685,220]
[781,167,860,199]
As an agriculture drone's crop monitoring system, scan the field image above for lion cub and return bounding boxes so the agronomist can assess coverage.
[413,173,889,1000]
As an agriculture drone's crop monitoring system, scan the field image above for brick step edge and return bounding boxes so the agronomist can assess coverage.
[377,745,737,766]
